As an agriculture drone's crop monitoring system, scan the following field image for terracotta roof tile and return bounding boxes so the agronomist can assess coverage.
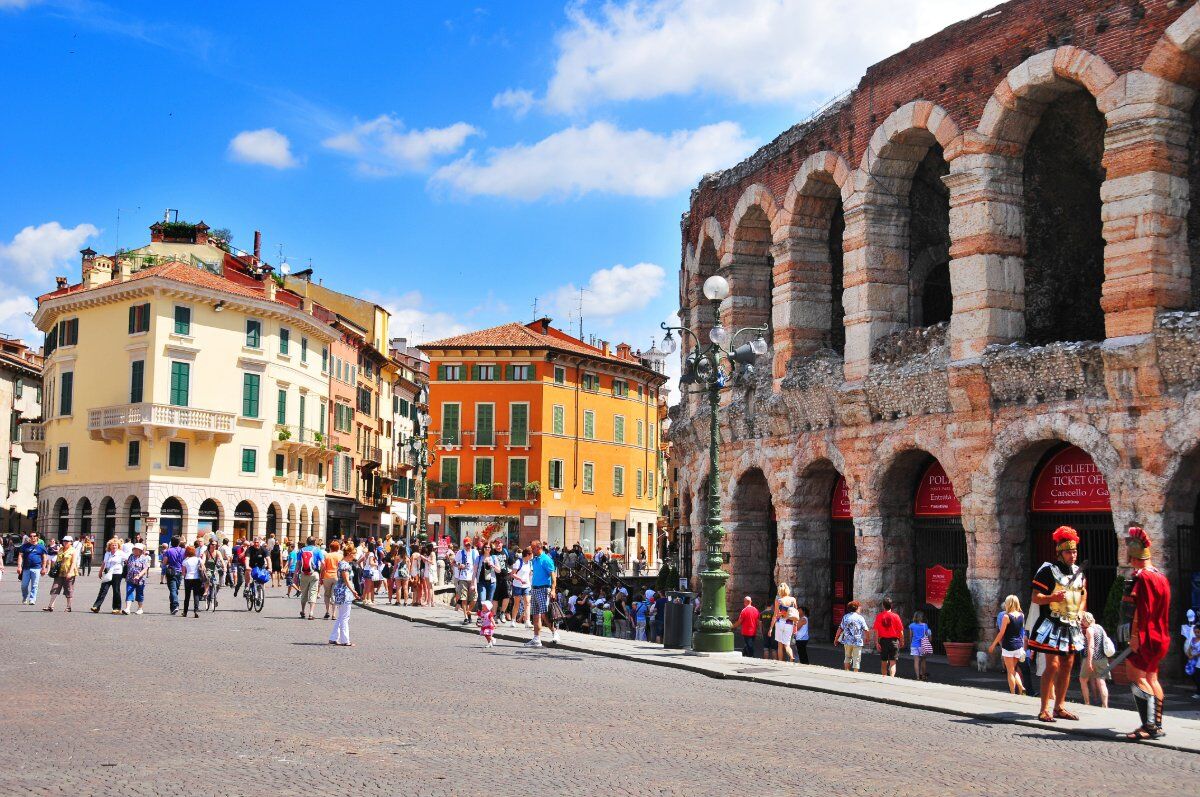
[421,322,656,373]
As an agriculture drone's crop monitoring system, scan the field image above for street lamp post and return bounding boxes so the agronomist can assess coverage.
[407,386,435,547]
[654,274,769,653]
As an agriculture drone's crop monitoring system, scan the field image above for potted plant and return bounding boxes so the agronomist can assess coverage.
[276,427,292,442]
[471,483,492,500]
[1101,573,1131,684]
[525,481,540,500]
[937,569,978,667]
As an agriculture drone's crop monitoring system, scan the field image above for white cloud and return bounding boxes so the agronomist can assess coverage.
[542,0,998,113]
[0,0,42,9]
[228,128,298,169]
[432,121,754,200]
[366,290,472,345]
[551,262,666,322]
[322,115,479,175]
[0,221,101,285]
[492,88,535,118]
[0,287,38,342]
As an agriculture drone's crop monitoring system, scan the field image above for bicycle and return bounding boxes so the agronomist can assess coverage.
[244,579,265,612]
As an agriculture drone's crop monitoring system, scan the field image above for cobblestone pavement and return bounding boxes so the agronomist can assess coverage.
[1,577,1197,797]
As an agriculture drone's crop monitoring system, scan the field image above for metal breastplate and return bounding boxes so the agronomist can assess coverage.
[1048,564,1084,626]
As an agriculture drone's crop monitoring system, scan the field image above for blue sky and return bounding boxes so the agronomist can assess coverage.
[0,0,995,375]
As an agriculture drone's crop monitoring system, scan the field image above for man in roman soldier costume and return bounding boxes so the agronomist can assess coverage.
[1123,525,1171,741]
[1027,525,1086,723]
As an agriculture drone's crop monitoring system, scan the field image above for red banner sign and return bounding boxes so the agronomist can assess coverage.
[832,603,846,628]
[925,565,953,608]
[913,461,961,517]
[1030,446,1111,513]
[831,476,851,520]
[833,579,846,600]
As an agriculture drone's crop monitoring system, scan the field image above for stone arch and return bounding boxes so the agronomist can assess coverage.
[843,100,961,381]
[75,496,92,539]
[286,504,298,542]
[780,455,846,641]
[299,505,310,544]
[124,495,142,539]
[727,466,776,612]
[98,496,117,541]
[160,496,186,544]
[310,505,322,542]
[266,502,281,538]
[234,499,257,540]
[682,218,724,363]
[773,151,853,373]
[722,183,782,342]
[198,497,222,538]
[53,497,69,539]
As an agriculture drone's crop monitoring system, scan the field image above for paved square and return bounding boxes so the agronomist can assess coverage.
[1,577,1196,796]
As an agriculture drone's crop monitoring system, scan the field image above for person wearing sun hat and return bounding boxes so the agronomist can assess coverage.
[1122,525,1171,741]
[1027,525,1087,723]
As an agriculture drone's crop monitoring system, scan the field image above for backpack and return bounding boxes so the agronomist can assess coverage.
[300,548,317,575]
[1101,630,1116,659]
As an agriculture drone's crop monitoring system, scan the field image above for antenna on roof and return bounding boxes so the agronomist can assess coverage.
[577,287,590,340]
[531,297,539,321]
[164,209,178,223]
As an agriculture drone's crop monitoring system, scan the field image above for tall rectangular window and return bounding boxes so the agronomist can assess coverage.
[613,415,625,444]
[274,453,285,478]
[301,337,308,363]
[552,405,565,435]
[582,462,595,493]
[319,400,327,435]
[553,366,566,384]
[130,360,144,403]
[168,441,186,469]
[277,388,287,424]
[279,327,290,354]
[245,319,262,348]
[583,410,595,440]
[241,448,257,473]
[299,394,306,432]
[474,457,493,487]
[126,440,140,467]
[509,458,528,495]
[548,459,564,491]
[169,362,190,407]
[636,469,643,499]
[322,347,329,373]
[510,403,529,446]
[7,458,18,491]
[441,403,460,444]
[613,466,624,496]
[242,373,260,417]
[441,457,459,494]
[59,371,73,416]
[57,445,69,471]
[174,305,191,335]
[637,419,645,446]
[475,403,494,446]
[128,303,150,334]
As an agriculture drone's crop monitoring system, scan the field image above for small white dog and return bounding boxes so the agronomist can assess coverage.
[975,650,990,672]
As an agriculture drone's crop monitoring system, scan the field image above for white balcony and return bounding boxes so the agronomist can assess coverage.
[88,403,236,443]
[274,424,335,460]
[16,422,45,454]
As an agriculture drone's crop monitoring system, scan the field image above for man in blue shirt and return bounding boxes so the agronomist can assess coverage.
[297,537,326,620]
[17,531,48,605]
[525,540,559,648]
[162,536,187,615]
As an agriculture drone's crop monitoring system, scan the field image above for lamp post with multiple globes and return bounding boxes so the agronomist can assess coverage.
[406,386,435,546]
[653,274,768,653]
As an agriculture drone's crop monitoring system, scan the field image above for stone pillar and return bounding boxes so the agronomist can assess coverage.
[850,515,884,619]
[841,192,909,381]
[944,145,1025,360]
[770,236,832,380]
[1097,72,1194,338]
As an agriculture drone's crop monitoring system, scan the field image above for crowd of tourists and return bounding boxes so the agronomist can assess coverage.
[4,522,1198,742]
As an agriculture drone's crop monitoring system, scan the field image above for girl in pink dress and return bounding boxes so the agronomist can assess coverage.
[480,599,496,648]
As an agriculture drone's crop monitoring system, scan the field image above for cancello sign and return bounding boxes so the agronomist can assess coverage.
[831,476,851,520]
[913,461,961,517]
[1030,446,1111,513]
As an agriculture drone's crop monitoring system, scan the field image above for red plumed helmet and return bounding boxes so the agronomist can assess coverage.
[1126,525,1151,559]
[1052,526,1080,550]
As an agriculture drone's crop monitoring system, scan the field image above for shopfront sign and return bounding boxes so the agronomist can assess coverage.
[1030,446,1111,513]
[831,476,851,520]
[925,565,952,608]
[913,461,961,517]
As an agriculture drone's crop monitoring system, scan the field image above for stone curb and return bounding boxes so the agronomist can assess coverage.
[356,601,1200,756]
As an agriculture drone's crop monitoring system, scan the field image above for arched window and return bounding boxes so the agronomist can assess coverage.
[907,145,951,329]
[198,499,220,537]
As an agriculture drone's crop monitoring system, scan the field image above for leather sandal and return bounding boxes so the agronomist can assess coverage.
[1037,711,1056,723]
[1053,708,1079,721]
[1124,726,1153,741]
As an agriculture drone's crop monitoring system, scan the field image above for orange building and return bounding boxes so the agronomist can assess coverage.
[420,319,667,560]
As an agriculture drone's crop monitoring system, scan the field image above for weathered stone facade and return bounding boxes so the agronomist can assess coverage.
[671,0,1200,647]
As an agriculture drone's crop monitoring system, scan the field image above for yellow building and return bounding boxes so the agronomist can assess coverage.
[26,221,338,550]
[420,319,667,562]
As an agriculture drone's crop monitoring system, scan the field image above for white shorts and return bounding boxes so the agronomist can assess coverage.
[1001,648,1027,661]
[775,619,794,647]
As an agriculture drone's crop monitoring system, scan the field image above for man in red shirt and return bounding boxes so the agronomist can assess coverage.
[873,598,904,677]
[1123,526,1171,741]
[737,596,761,657]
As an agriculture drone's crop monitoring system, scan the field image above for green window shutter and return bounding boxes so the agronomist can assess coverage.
[477,404,494,446]
[277,389,287,424]
[59,372,73,416]
[442,458,458,489]
[241,448,257,473]
[437,364,446,381]
[475,458,492,486]
[170,362,190,407]
[511,404,529,446]
[442,404,460,444]
[243,373,260,417]
[128,305,136,334]
[301,337,308,362]
[584,411,594,439]
[299,395,306,430]
[320,402,327,435]
[274,453,285,477]
[280,328,289,354]
[174,305,190,335]
[471,364,480,380]
[553,405,564,435]
[509,459,527,488]
[130,360,144,403]
[614,416,625,443]
[505,365,514,380]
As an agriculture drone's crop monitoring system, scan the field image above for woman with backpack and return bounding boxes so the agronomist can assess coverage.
[1079,611,1113,708]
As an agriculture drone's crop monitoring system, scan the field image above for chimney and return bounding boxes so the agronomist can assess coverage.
[55,276,68,290]
[117,257,133,281]
[616,342,632,359]
[253,230,262,261]
[601,340,610,356]
[193,221,210,246]
[265,277,277,301]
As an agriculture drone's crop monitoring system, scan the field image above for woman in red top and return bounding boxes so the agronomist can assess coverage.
[1123,526,1171,741]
